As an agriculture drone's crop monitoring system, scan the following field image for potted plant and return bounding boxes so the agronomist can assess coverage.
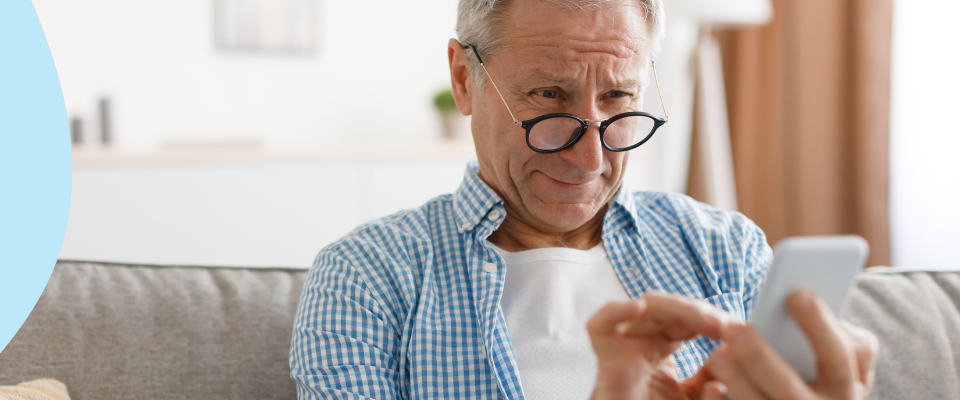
[433,89,467,140]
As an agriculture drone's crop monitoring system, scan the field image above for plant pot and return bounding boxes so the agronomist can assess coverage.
[440,109,469,140]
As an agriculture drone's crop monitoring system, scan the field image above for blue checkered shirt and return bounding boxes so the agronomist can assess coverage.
[291,162,773,399]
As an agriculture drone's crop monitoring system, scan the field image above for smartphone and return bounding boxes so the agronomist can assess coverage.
[749,235,869,382]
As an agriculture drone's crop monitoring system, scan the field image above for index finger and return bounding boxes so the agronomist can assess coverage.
[586,299,647,337]
[619,292,734,341]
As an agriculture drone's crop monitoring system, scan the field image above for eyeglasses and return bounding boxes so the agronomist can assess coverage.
[465,44,669,154]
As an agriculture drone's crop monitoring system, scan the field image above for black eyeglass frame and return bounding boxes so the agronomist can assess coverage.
[520,112,666,154]
[464,43,670,154]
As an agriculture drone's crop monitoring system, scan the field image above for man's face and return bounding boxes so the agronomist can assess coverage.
[467,0,651,235]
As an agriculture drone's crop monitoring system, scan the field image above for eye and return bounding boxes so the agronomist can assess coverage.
[536,89,560,99]
[608,90,630,98]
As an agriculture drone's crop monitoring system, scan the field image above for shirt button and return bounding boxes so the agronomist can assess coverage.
[482,263,497,274]
[480,347,487,358]
[487,209,501,221]
[461,222,471,231]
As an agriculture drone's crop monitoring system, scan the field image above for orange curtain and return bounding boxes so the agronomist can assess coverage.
[709,0,893,266]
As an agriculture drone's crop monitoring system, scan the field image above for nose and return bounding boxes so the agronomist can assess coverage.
[556,112,604,173]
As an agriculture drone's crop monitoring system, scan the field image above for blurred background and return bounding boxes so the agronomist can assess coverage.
[37,0,958,269]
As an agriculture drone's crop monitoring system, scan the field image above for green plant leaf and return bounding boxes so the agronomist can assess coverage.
[433,89,458,110]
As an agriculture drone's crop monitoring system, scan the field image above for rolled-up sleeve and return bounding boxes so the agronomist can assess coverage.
[290,248,403,400]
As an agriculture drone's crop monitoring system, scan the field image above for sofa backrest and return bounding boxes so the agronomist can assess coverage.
[1,261,958,399]
[0,261,306,400]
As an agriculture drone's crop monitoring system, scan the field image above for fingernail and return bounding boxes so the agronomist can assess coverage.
[616,322,628,335]
[632,298,647,316]
[711,382,729,396]
[717,383,728,395]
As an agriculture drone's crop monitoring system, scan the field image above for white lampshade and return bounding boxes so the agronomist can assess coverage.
[666,0,773,26]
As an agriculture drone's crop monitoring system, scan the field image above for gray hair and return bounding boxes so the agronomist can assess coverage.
[456,0,665,89]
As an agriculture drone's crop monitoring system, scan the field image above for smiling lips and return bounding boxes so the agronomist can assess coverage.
[540,172,597,187]
[532,172,605,204]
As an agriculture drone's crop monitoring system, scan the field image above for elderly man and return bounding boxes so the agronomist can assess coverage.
[290,0,879,399]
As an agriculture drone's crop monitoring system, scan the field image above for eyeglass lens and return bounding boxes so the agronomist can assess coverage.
[527,117,583,150]
[527,115,656,152]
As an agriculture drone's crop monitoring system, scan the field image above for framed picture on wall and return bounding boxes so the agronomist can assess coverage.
[214,0,316,54]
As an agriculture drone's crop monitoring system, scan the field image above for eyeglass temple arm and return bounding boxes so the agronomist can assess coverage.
[651,61,669,122]
[465,44,522,127]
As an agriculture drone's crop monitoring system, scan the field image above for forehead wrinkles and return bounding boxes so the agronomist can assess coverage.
[504,23,646,59]
[495,1,649,85]
[504,44,643,88]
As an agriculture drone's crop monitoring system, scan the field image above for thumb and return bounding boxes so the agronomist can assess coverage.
[699,381,728,400]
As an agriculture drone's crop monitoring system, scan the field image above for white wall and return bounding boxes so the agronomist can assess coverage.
[34,0,459,150]
[889,0,960,269]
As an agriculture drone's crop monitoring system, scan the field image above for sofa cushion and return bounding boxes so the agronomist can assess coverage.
[0,261,307,400]
[845,269,960,399]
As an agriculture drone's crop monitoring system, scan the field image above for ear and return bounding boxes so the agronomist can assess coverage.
[447,38,473,116]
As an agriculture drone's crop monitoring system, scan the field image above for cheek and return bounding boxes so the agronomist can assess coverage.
[473,110,506,154]
[497,122,533,162]
[478,106,524,151]
[506,144,537,182]
[598,151,629,190]
[478,121,533,186]
[609,151,628,173]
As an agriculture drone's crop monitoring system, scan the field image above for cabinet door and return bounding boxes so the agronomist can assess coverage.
[62,160,472,268]
[63,164,362,268]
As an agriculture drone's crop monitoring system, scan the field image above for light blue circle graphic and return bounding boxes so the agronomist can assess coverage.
[0,1,72,354]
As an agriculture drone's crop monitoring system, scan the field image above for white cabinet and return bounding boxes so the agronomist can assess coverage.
[61,142,475,268]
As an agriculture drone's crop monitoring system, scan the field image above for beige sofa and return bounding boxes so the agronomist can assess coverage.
[0,260,958,399]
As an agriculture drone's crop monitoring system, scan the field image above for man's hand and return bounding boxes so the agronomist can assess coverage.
[587,292,735,400]
[701,291,880,400]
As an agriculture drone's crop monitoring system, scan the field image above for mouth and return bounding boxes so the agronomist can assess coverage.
[540,172,596,188]
[528,170,606,204]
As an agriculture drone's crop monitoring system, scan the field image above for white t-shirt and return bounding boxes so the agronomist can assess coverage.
[489,242,632,400]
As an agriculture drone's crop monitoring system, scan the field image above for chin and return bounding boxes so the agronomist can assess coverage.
[531,202,601,231]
